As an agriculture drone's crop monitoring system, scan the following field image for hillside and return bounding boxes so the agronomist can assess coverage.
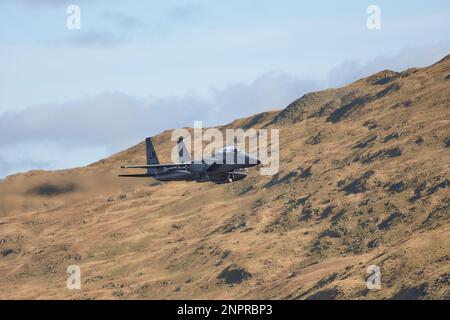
[0,55,449,300]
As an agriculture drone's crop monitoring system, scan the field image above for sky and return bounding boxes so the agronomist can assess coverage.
[0,0,450,178]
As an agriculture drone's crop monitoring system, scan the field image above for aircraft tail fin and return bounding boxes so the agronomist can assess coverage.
[177,136,191,163]
[146,138,159,174]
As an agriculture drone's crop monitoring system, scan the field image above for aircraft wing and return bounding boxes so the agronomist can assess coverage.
[119,163,189,177]
[121,163,188,169]
[118,173,154,177]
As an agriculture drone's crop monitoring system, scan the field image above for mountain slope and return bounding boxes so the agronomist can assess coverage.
[0,55,449,299]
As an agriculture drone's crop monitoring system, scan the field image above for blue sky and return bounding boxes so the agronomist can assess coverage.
[0,0,450,177]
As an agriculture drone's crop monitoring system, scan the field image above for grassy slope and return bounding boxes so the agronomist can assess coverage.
[0,55,449,299]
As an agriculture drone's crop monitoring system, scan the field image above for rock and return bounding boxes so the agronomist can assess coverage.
[299,166,312,179]
[220,251,230,260]
[319,229,342,238]
[377,212,402,230]
[218,265,252,284]
[390,283,428,300]
[383,132,399,143]
[403,100,413,107]
[363,120,378,130]
[387,181,406,193]
[306,287,339,300]
[331,210,346,223]
[1,249,14,257]
[277,171,298,183]
[426,179,449,196]
[298,206,313,221]
[320,205,335,219]
[327,97,368,123]
[293,195,310,206]
[376,83,401,99]
[360,147,402,164]
[305,132,324,145]
[386,148,401,156]
[222,216,246,233]
[353,135,377,149]
[367,239,379,249]
[342,171,374,194]
[409,182,427,202]
[369,70,399,85]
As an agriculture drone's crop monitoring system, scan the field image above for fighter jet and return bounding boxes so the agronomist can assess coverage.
[119,137,261,184]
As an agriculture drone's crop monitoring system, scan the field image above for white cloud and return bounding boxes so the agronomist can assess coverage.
[169,4,203,21]
[1,43,449,177]
[327,41,450,87]
[0,71,318,177]
[14,0,102,7]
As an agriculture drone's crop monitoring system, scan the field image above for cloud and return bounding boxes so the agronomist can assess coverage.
[44,4,200,48]
[0,72,314,148]
[101,12,144,30]
[0,147,52,179]
[1,43,449,177]
[0,71,318,177]
[0,141,105,178]
[15,0,101,7]
[328,41,450,87]
[168,4,202,21]
[60,31,126,47]
[211,72,320,121]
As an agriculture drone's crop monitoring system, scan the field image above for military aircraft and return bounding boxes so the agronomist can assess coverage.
[119,137,261,184]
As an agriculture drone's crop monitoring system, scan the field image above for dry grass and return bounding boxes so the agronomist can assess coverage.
[0,55,449,299]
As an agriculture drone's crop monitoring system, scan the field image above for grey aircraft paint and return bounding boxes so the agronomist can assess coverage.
[119,137,261,184]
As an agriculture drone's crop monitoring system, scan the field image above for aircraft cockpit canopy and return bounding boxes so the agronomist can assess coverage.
[217,146,241,153]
